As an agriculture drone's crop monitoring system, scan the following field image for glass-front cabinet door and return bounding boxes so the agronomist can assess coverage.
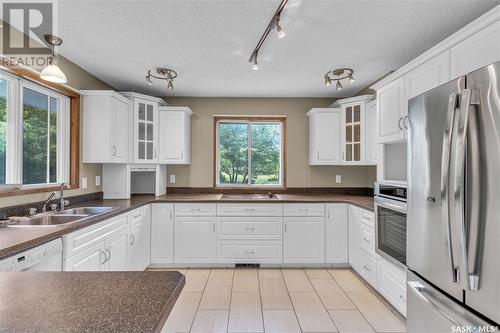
[135,98,157,162]
[342,102,364,164]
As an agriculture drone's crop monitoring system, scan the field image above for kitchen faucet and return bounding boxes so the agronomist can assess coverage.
[59,183,66,210]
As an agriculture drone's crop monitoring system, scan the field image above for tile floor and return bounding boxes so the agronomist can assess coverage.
[154,268,406,333]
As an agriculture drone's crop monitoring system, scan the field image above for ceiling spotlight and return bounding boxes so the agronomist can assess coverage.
[145,67,178,91]
[276,18,286,39]
[324,76,332,86]
[40,34,67,84]
[323,68,354,92]
[146,72,153,86]
[252,56,259,71]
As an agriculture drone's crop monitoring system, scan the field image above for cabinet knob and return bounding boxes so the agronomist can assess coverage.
[130,234,135,246]
[112,145,117,156]
[398,117,403,131]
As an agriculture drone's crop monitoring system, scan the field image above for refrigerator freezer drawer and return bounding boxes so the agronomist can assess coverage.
[407,271,493,333]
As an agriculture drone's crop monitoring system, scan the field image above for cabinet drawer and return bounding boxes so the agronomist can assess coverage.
[174,203,216,216]
[217,241,282,263]
[129,206,146,226]
[217,203,282,216]
[283,203,325,216]
[377,258,407,316]
[360,209,374,228]
[360,223,375,255]
[358,250,377,286]
[217,217,282,240]
[63,215,128,259]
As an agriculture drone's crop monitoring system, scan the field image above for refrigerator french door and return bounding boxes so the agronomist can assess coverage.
[407,61,500,331]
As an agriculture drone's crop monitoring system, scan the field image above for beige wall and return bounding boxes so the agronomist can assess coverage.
[164,97,376,188]
[0,56,113,208]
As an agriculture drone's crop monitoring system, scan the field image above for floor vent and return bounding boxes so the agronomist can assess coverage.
[235,263,260,268]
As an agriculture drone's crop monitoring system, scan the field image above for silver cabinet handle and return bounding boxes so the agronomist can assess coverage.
[342,151,345,160]
[130,234,135,246]
[169,210,173,219]
[244,227,255,231]
[403,115,409,129]
[112,145,117,156]
[327,209,330,218]
[181,149,184,159]
[363,237,370,243]
[398,116,403,131]
[284,223,287,232]
[408,281,461,325]
[317,151,319,160]
[212,223,216,232]
[101,250,107,265]
[244,251,255,255]
[363,265,371,272]
[154,149,157,159]
[441,93,459,283]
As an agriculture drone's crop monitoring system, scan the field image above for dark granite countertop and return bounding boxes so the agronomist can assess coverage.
[0,193,373,259]
[0,271,184,333]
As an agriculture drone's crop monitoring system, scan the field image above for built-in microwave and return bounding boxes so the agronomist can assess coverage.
[374,182,407,268]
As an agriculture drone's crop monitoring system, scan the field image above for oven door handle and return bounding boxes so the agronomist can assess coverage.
[374,198,407,214]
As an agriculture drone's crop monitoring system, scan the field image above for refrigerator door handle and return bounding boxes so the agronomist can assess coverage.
[454,89,480,291]
[408,281,462,326]
[441,93,460,283]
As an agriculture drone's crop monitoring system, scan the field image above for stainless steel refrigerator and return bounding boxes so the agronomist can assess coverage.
[407,61,500,332]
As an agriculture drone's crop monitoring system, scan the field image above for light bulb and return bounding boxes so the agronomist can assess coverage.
[348,73,355,83]
[167,80,174,90]
[252,57,259,70]
[277,23,286,39]
[336,81,343,91]
[146,74,153,86]
[324,76,331,86]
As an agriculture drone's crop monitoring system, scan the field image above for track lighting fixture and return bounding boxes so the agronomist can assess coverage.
[40,34,67,84]
[276,18,286,39]
[145,67,177,91]
[252,55,259,71]
[323,68,355,91]
[248,0,289,70]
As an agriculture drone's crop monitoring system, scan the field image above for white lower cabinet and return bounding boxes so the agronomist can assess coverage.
[174,216,217,264]
[128,206,151,271]
[151,203,174,264]
[64,241,105,271]
[325,203,348,263]
[106,228,129,271]
[283,216,325,264]
[348,205,361,271]
[357,249,377,287]
[377,258,407,317]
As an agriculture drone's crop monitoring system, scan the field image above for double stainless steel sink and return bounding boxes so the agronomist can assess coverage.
[3,206,115,227]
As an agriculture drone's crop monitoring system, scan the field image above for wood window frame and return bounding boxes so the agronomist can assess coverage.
[0,64,80,197]
[213,116,287,190]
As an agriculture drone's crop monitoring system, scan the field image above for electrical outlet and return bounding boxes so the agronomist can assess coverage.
[95,176,101,186]
[336,175,342,183]
[170,174,176,183]
[81,177,88,189]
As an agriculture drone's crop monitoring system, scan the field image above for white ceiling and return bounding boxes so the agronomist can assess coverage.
[58,0,499,97]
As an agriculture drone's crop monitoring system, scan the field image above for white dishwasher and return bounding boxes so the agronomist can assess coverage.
[0,238,63,271]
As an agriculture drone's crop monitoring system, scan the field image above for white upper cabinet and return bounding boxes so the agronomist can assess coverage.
[450,20,500,79]
[82,91,130,163]
[120,92,167,163]
[307,108,341,165]
[405,51,451,101]
[159,107,192,164]
[365,100,380,165]
[376,77,406,144]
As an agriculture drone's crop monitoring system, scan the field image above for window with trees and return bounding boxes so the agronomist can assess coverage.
[0,70,70,189]
[215,117,285,187]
